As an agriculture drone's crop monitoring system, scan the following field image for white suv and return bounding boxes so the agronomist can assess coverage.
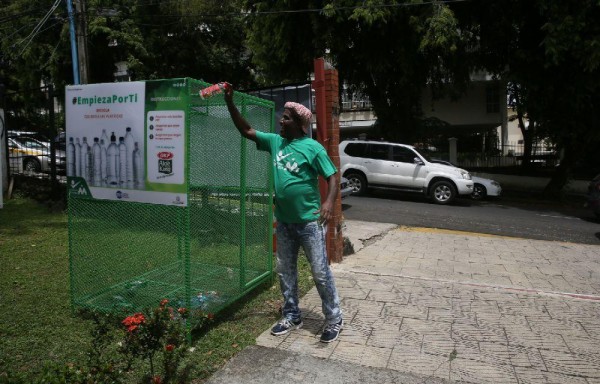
[339,140,473,204]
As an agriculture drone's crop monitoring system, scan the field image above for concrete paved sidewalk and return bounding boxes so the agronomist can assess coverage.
[209,221,600,384]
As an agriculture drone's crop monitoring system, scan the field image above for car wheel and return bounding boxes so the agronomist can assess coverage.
[471,183,487,200]
[345,173,367,196]
[24,158,41,173]
[430,180,456,204]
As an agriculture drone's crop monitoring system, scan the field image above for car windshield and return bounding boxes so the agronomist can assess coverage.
[412,146,433,162]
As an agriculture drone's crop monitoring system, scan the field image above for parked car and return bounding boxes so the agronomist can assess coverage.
[8,135,66,173]
[340,176,353,199]
[586,173,600,219]
[54,131,66,151]
[8,130,51,146]
[339,139,473,204]
[430,159,502,200]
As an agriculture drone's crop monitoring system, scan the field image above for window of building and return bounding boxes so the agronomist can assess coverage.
[486,84,500,113]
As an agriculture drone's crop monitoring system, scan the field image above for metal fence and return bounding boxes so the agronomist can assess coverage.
[2,85,65,199]
[454,141,560,169]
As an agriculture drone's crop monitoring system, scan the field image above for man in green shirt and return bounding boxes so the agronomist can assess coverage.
[224,86,343,343]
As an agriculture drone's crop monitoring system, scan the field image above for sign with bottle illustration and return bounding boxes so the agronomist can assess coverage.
[65,80,188,206]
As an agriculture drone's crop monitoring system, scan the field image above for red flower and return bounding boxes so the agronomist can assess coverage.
[177,307,188,315]
[122,312,145,332]
[152,376,162,384]
[165,344,175,352]
[207,313,214,320]
[160,299,169,307]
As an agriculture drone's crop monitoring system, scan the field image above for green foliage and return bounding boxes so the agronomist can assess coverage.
[243,0,472,143]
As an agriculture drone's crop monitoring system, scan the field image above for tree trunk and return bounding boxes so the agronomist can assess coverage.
[518,113,533,171]
[543,141,574,199]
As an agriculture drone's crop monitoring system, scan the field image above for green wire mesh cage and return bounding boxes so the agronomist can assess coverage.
[68,78,274,329]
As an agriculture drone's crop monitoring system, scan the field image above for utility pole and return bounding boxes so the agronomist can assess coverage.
[66,0,80,84]
[74,0,89,84]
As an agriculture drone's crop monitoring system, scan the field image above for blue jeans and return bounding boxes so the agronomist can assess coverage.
[276,221,342,325]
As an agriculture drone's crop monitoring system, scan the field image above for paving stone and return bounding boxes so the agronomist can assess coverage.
[366,288,410,304]
[335,319,371,346]
[367,317,407,348]
[527,316,587,336]
[450,357,518,384]
[329,340,367,365]
[409,295,453,309]
[487,264,508,274]
[421,333,456,356]
[505,325,570,352]
[334,274,358,288]
[256,331,283,348]
[477,341,513,365]
[470,300,501,315]
[452,320,507,343]
[341,297,384,316]
[507,345,547,370]
[401,317,452,337]
[387,345,451,380]
[540,349,600,378]
[336,285,370,300]
[471,274,514,286]
[558,334,600,356]
[330,341,395,370]
[514,367,590,384]
[287,334,336,359]
[382,303,428,320]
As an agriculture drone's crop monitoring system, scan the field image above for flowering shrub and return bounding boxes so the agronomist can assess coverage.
[10,300,215,384]
[118,299,215,383]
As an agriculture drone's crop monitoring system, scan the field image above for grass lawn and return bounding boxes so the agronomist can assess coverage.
[0,197,315,382]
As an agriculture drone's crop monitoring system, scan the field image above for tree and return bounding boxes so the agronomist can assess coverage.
[245,0,600,194]
[0,0,72,133]
[453,0,600,193]
[0,0,258,132]
[244,0,472,143]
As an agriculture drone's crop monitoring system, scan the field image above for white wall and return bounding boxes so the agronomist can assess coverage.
[421,82,504,126]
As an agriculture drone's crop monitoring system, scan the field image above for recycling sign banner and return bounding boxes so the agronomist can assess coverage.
[65,80,188,206]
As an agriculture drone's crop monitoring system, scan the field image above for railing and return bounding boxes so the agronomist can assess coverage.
[341,100,373,111]
[454,142,560,169]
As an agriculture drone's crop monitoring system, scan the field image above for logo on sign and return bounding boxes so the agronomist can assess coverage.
[158,152,174,174]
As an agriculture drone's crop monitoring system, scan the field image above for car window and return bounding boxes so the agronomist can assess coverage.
[14,137,46,149]
[344,143,368,158]
[392,146,416,163]
[368,144,390,160]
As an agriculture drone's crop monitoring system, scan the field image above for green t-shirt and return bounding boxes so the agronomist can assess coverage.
[255,131,337,223]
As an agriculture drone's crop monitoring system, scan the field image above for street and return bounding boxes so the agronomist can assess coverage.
[341,191,600,245]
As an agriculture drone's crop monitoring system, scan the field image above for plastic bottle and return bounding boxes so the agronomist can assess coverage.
[100,130,110,186]
[75,137,82,177]
[100,129,109,151]
[67,137,76,177]
[81,137,90,182]
[106,132,119,186]
[124,127,134,182]
[118,137,127,186]
[199,82,231,99]
[85,146,93,182]
[99,139,107,185]
[92,138,102,186]
[132,142,143,188]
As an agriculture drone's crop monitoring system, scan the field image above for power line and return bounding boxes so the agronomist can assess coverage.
[17,0,62,56]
